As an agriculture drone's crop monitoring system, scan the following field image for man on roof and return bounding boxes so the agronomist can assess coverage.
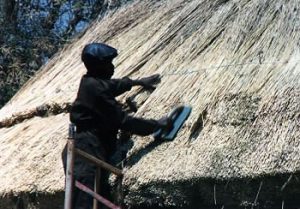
[62,42,172,209]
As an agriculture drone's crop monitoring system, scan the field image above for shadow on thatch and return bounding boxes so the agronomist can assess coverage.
[0,192,64,209]
[125,173,300,209]
[125,140,169,168]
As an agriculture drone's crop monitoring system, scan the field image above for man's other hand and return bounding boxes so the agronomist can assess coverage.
[138,74,161,90]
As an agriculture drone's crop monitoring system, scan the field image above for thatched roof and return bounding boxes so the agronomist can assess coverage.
[0,114,68,194]
[1,0,300,207]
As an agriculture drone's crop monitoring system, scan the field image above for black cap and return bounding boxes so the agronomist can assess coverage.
[81,43,118,63]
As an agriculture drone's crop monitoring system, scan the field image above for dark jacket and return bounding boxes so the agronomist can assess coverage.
[70,74,159,156]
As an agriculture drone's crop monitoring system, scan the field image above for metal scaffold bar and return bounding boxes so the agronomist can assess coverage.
[75,181,121,209]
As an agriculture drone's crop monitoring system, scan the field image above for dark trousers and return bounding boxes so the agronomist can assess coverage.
[62,131,111,209]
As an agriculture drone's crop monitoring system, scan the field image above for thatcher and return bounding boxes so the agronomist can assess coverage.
[0,0,300,208]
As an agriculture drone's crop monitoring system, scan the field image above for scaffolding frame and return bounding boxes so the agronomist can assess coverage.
[64,125,123,209]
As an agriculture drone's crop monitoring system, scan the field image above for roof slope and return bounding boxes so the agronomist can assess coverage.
[0,0,300,207]
[0,114,68,194]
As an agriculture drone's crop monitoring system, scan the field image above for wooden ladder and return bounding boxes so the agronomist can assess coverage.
[64,124,123,209]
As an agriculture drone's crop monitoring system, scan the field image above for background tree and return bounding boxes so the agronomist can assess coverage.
[0,0,15,23]
[0,0,125,109]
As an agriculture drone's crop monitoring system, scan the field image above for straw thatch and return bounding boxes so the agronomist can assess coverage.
[0,114,68,194]
[1,0,300,208]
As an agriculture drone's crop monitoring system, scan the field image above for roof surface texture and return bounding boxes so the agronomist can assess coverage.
[0,0,300,208]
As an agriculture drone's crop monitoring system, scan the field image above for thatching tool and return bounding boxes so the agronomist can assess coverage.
[154,106,192,141]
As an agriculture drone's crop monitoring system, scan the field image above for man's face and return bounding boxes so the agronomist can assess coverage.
[101,61,115,79]
[85,57,116,79]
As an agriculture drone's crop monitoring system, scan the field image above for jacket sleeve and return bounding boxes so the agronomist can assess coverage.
[96,78,160,135]
[97,93,160,136]
[109,77,133,97]
[120,115,160,136]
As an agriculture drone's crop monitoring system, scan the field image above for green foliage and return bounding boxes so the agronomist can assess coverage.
[53,0,69,5]
[74,1,84,9]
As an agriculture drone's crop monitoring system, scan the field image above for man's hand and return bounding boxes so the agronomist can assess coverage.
[154,115,174,141]
[135,74,161,90]
[157,116,173,131]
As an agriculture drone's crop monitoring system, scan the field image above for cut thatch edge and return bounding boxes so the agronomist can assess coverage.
[0,191,65,209]
[0,102,72,128]
[1,189,62,197]
[123,171,300,208]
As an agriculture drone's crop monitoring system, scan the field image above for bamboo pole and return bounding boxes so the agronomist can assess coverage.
[75,148,123,176]
[93,168,101,209]
[116,175,124,207]
[75,181,121,209]
[64,139,75,209]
